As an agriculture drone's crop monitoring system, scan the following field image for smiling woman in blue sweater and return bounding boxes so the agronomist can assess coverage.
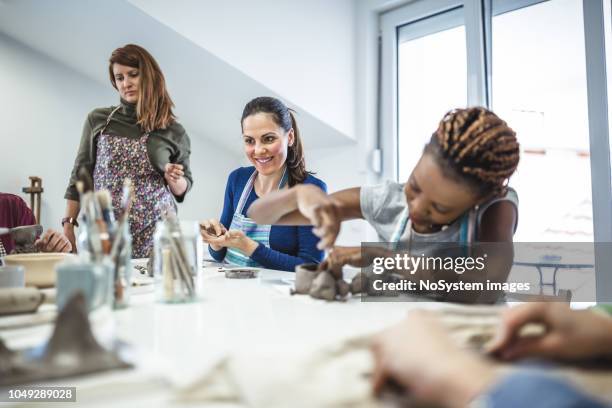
[200,97,326,271]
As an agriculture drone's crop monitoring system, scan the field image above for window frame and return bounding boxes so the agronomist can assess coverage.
[378,0,612,301]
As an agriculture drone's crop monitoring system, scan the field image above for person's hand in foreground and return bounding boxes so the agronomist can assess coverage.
[487,302,612,361]
[371,310,498,408]
[34,229,72,253]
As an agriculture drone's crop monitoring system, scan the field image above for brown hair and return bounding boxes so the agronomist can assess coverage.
[108,44,175,132]
[241,97,309,186]
[425,107,520,196]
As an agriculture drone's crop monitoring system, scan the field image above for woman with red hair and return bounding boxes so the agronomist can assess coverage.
[63,44,193,258]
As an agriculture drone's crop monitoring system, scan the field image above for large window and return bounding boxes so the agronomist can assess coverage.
[380,0,612,300]
[492,0,591,242]
[397,9,467,181]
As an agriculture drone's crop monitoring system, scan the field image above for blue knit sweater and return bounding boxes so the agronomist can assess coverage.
[208,166,326,271]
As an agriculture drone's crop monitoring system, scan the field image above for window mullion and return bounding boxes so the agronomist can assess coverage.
[583,0,612,302]
[464,0,492,108]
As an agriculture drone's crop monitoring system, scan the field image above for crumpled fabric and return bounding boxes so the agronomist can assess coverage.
[174,305,612,408]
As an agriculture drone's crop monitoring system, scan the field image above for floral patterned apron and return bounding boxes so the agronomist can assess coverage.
[93,107,175,258]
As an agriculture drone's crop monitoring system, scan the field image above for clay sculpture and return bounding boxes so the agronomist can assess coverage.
[294,263,317,293]
[224,269,258,279]
[0,225,43,254]
[0,293,132,386]
[293,263,363,301]
[349,272,363,295]
[309,270,337,301]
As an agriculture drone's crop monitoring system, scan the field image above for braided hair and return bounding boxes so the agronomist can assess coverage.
[425,107,520,197]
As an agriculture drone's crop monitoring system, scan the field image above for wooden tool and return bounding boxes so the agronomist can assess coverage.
[22,177,43,224]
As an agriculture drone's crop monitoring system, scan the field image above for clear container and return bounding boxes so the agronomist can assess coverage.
[152,219,200,303]
[113,221,132,309]
[76,215,91,262]
[56,259,114,312]
[179,220,203,277]
[0,265,25,287]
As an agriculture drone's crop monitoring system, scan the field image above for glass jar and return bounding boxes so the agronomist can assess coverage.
[113,221,132,309]
[152,218,200,303]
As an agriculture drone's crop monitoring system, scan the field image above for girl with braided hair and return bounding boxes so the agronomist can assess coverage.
[247,107,520,276]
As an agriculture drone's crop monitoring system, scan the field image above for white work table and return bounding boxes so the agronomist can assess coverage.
[115,265,418,380]
[1,265,437,407]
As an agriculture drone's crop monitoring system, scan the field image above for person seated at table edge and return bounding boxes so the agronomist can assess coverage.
[0,192,72,255]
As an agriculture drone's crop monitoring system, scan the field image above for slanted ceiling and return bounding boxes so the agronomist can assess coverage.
[0,0,355,154]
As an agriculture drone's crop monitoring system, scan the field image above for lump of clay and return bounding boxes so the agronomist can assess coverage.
[336,279,350,298]
[349,273,363,295]
[309,271,337,301]
[348,270,401,297]
[7,225,43,254]
[293,263,318,294]
[0,292,131,386]
[293,263,353,301]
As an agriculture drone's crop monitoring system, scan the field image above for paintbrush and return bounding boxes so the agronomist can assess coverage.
[76,171,104,259]
[90,190,113,255]
[76,180,102,260]
[169,249,188,296]
[166,214,195,295]
[110,179,134,262]
[96,190,116,230]
[108,179,135,304]
[82,193,102,261]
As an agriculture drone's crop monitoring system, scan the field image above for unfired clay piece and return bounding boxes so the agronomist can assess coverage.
[224,269,258,279]
[0,293,131,386]
[2,225,43,254]
[336,279,350,298]
[309,271,336,301]
[293,263,358,301]
[349,273,363,295]
[293,263,317,294]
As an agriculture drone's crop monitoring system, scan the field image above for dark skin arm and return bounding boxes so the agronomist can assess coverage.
[249,181,517,282]
[247,185,363,249]
[477,200,516,242]
[467,200,516,303]
[322,199,517,290]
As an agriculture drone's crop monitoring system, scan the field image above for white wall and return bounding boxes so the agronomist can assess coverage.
[126,0,373,243]
[0,0,385,246]
[128,0,356,140]
[0,33,238,231]
[0,33,113,230]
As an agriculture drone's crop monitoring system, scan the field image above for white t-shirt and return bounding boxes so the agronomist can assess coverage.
[359,181,518,243]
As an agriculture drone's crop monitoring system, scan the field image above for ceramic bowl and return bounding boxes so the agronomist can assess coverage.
[3,253,77,288]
